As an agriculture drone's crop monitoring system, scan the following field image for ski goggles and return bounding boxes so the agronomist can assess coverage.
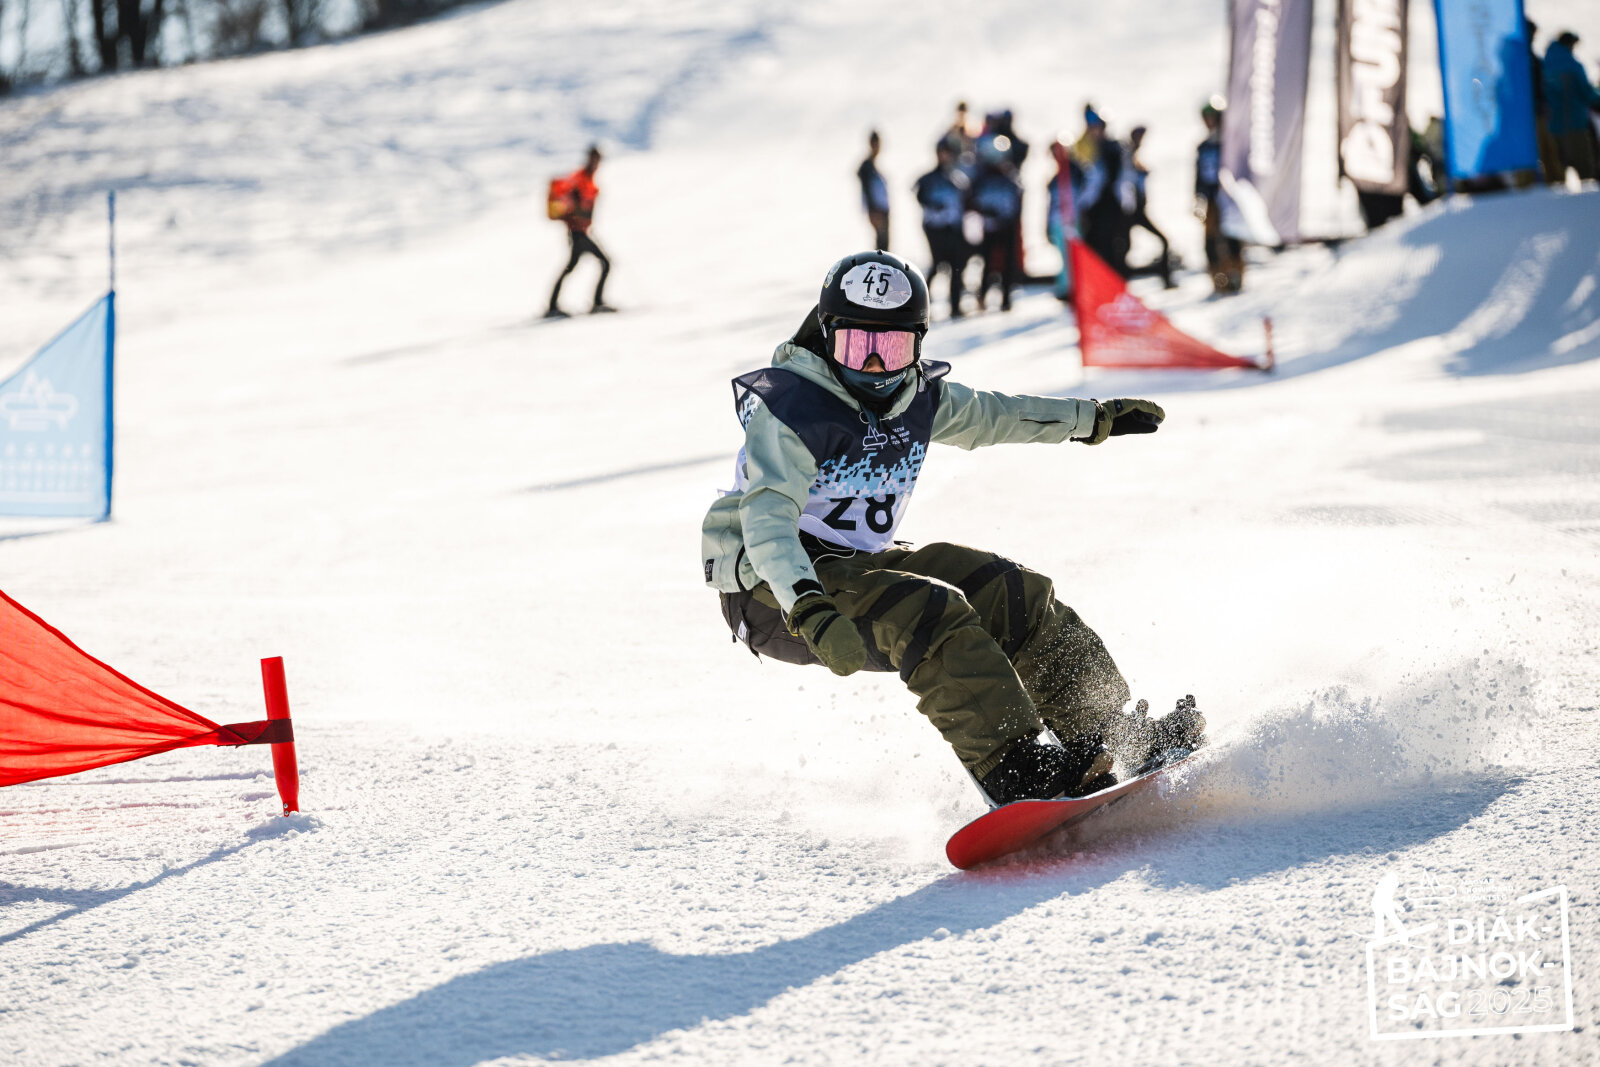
[831,326,921,373]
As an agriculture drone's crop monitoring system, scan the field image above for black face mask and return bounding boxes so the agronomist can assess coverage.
[836,363,908,404]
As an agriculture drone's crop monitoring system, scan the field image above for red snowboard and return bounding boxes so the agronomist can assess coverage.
[946,752,1200,869]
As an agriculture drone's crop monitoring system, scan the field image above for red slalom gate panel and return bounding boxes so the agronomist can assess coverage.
[1069,239,1269,371]
[0,587,300,814]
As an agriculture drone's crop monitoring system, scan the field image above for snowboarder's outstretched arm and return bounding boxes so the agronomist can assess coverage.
[932,383,1164,449]
[931,382,1098,449]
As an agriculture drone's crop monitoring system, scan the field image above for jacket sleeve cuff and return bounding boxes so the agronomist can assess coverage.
[1068,399,1101,439]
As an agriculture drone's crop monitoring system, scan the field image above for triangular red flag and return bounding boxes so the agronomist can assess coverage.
[0,588,292,793]
[1070,240,1267,370]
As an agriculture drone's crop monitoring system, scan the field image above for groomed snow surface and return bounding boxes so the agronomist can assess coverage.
[3,1,1600,1064]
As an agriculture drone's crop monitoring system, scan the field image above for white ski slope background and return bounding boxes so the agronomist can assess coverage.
[2,1,1600,1064]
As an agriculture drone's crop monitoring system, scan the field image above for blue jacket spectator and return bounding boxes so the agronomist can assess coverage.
[914,155,968,230]
[1544,34,1600,135]
[969,141,1024,312]
[1543,32,1600,180]
[914,141,972,318]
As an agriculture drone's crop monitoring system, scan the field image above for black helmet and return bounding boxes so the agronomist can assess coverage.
[817,250,930,332]
[807,251,930,408]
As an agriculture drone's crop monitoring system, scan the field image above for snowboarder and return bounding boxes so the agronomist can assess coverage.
[545,145,615,318]
[701,250,1205,805]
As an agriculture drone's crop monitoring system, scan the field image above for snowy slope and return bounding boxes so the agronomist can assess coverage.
[3,0,1600,1064]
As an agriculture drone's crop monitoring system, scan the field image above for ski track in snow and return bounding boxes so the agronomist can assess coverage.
[2,0,1600,1064]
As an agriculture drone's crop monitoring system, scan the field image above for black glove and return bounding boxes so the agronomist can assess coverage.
[787,593,867,677]
[1080,398,1166,444]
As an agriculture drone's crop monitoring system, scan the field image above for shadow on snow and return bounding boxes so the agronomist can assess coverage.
[264,772,1515,1065]
[0,816,306,947]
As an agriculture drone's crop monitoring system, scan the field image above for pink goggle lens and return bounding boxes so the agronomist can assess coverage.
[833,327,919,372]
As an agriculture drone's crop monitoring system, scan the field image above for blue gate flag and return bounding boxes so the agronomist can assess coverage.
[1434,0,1539,179]
[0,293,114,519]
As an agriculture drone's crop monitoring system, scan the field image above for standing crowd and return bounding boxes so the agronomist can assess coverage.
[848,31,1596,315]
[534,30,1596,321]
[859,99,1246,318]
[866,104,1035,318]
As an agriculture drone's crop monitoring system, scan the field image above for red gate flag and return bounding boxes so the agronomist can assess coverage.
[0,588,300,813]
[1070,240,1270,371]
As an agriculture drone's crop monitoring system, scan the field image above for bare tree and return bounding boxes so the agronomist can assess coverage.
[0,0,10,92]
[88,0,115,69]
[59,0,86,75]
[280,0,319,47]
[79,0,165,69]
[8,0,480,84]
[362,0,435,30]
[115,0,164,65]
[14,0,32,80]
[209,0,265,55]
[169,0,196,61]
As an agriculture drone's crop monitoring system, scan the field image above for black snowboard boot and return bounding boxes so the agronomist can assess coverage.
[979,732,1116,806]
[1104,695,1207,776]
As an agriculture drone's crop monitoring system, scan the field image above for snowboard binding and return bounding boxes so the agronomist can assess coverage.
[974,726,1116,807]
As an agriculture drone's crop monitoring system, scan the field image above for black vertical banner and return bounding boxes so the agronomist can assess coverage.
[1221,0,1314,245]
[1338,0,1410,195]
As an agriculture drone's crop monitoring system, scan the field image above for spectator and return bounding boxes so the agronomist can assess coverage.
[1046,138,1077,302]
[1072,108,1131,277]
[1123,125,1175,288]
[1526,18,1565,184]
[969,137,1024,312]
[977,109,1030,169]
[1195,99,1243,294]
[914,140,972,318]
[1357,127,1442,230]
[858,131,892,250]
[1407,127,1444,205]
[1544,31,1600,181]
[942,101,976,166]
[983,110,1030,286]
[545,145,614,318]
[1071,102,1101,168]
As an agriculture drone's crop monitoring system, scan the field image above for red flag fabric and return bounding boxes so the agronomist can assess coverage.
[1069,239,1266,370]
[0,588,250,786]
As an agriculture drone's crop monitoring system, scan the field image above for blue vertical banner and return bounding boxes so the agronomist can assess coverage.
[1435,0,1539,178]
[0,294,115,519]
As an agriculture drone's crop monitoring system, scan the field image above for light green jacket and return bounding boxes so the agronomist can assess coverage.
[701,343,1099,613]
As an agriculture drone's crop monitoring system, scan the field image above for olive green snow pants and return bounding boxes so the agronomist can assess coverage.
[737,542,1131,777]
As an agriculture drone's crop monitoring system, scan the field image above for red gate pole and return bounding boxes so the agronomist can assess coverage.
[259,657,300,815]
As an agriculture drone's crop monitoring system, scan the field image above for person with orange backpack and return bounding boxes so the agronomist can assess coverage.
[545,145,615,318]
